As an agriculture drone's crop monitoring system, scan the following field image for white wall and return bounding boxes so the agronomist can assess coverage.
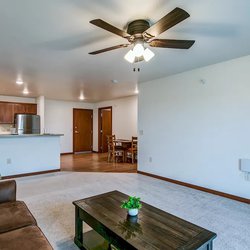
[0,136,61,176]
[36,96,45,133]
[138,55,250,199]
[44,99,93,153]
[45,96,137,153]
[0,95,36,103]
[0,95,138,153]
[93,96,138,151]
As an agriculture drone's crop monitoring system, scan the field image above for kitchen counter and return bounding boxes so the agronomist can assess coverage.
[0,134,63,138]
[0,134,63,177]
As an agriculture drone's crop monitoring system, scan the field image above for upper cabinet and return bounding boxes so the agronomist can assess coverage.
[0,102,37,124]
[13,103,26,115]
[24,104,37,114]
[0,102,14,124]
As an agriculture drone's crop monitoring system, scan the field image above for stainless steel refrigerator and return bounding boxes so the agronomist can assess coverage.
[15,114,40,134]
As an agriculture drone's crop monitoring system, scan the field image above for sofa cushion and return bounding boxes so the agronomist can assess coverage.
[0,225,53,250]
[0,201,36,233]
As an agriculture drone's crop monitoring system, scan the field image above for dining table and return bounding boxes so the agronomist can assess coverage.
[113,139,132,163]
[114,139,132,150]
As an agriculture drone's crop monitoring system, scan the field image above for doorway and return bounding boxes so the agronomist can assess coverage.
[98,107,112,153]
[73,109,93,153]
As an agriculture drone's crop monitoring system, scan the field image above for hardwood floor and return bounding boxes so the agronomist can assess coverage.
[61,153,137,173]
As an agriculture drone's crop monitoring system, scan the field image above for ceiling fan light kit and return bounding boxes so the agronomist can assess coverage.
[124,49,136,63]
[89,7,195,63]
[143,48,155,62]
[124,46,155,63]
[133,42,144,57]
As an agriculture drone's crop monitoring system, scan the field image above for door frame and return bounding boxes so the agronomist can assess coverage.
[98,106,112,153]
[73,108,93,153]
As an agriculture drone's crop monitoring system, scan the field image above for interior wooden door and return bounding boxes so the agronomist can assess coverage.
[73,109,93,153]
[98,107,112,153]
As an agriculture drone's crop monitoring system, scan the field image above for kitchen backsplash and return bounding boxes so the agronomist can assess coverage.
[0,124,12,134]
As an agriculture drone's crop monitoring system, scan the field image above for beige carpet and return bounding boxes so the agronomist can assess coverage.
[16,172,250,250]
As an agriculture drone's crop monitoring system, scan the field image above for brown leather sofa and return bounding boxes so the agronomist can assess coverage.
[0,180,53,249]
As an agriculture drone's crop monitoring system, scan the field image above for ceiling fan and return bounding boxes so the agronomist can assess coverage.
[89,7,195,63]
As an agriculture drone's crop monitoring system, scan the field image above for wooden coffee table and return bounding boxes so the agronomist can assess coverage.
[73,191,216,250]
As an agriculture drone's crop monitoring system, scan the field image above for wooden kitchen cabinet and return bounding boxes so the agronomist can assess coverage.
[13,103,26,115]
[0,102,37,124]
[24,104,37,114]
[13,103,37,115]
[0,102,14,124]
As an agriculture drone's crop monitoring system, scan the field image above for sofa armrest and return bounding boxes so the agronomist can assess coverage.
[0,180,16,203]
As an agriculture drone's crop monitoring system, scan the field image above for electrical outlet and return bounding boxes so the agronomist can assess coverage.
[245,173,250,181]
[6,158,11,164]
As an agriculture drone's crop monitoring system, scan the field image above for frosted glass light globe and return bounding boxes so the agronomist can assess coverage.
[143,48,155,62]
[133,43,144,57]
[124,50,135,63]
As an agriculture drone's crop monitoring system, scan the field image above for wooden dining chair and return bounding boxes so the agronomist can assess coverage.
[106,135,125,163]
[126,136,138,164]
[107,134,115,162]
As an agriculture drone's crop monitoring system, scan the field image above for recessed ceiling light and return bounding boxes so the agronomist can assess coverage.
[79,94,85,100]
[23,88,29,95]
[16,79,24,85]
[111,79,118,84]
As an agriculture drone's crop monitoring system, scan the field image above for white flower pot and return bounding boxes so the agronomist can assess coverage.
[128,208,138,216]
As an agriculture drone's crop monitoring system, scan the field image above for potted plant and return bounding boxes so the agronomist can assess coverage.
[121,196,142,216]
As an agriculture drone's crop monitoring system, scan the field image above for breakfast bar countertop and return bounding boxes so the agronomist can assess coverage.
[0,134,63,138]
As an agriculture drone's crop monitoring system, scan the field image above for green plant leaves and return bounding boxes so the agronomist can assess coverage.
[121,196,142,209]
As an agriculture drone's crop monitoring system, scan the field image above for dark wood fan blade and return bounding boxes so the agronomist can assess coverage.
[89,44,129,55]
[150,39,195,49]
[144,8,190,37]
[90,19,130,38]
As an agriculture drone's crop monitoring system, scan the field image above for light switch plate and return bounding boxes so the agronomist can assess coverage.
[240,159,250,172]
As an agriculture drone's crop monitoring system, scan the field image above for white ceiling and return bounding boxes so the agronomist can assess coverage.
[0,0,250,102]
